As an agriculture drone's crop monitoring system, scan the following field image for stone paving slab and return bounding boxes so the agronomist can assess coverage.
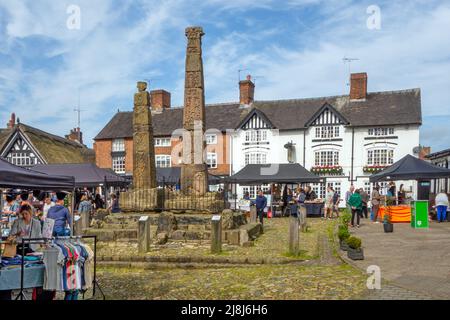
[343,220,450,300]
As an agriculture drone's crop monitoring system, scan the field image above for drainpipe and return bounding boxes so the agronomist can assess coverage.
[351,127,355,183]
[303,129,306,167]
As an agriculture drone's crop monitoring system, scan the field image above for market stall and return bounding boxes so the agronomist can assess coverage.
[226,163,323,214]
[370,154,450,227]
[0,158,105,300]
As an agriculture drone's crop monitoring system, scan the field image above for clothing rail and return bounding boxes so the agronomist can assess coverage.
[14,235,104,300]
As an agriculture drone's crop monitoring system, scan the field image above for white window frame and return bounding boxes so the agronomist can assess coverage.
[314,150,340,166]
[112,156,126,174]
[155,155,171,168]
[315,126,340,139]
[245,151,267,165]
[244,130,268,143]
[206,134,217,145]
[155,138,171,147]
[112,138,125,152]
[368,127,395,136]
[206,152,217,168]
[242,185,270,199]
[367,149,394,166]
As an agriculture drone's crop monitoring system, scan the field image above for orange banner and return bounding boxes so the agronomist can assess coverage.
[379,206,411,223]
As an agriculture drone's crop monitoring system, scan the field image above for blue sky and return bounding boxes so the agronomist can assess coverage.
[0,0,450,151]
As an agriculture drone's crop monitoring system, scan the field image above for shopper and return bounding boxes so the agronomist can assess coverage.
[94,194,105,210]
[3,194,19,215]
[304,186,317,201]
[9,204,42,254]
[345,185,355,214]
[398,184,406,204]
[255,190,267,225]
[42,195,55,221]
[371,185,382,223]
[108,193,121,213]
[324,186,334,219]
[360,188,369,219]
[332,189,340,218]
[347,189,363,227]
[47,192,72,236]
[435,190,449,223]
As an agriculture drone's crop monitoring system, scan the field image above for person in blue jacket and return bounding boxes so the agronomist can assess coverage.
[255,190,267,225]
[47,192,72,236]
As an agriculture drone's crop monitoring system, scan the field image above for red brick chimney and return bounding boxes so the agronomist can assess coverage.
[150,90,171,112]
[66,127,83,144]
[7,113,15,129]
[350,72,368,100]
[239,75,255,105]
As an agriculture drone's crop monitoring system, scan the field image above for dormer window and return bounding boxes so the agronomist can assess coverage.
[315,126,340,139]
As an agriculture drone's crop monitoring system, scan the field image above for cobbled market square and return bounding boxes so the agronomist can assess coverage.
[0,0,450,307]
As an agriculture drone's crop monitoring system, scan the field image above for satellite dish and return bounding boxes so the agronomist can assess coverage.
[412,146,420,155]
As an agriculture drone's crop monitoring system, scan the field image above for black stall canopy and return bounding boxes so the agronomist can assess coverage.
[32,163,128,188]
[156,167,222,184]
[370,154,450,182]
[0,157,74,190]
[227,163,323,184]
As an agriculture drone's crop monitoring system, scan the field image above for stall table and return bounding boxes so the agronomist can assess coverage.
[378,205,411,223]
[304,202,324,217]
[0,265,45,291]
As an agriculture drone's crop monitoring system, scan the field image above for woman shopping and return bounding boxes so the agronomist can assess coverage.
[9,204,42,254]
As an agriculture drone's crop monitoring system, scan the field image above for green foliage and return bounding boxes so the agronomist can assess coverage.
[338,228,350,241]
[340,212,351,225]
[346,236,362,249]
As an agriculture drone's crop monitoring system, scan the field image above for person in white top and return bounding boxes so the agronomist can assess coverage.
[42,196,55,221]
[324,186,335,220]
[435,190,449,223]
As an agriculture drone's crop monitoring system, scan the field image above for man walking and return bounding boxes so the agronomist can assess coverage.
[255,190,267,225]
[345,185,355,214]
[360,188,369,219]
[371,185,382,223]
[435,190,449,223]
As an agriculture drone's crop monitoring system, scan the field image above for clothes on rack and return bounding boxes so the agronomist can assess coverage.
[42,239,93,292]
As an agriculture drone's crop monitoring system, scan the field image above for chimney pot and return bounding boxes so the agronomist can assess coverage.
[350,72,368,100]
[7,113,16,129]
[239,75,255,105]
[150,90,171,111]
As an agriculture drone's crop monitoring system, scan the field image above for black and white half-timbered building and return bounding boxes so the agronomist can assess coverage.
[0,114,94,168]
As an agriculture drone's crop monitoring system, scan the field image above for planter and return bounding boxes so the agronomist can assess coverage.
[383,223,394,233]
[339,240,349,251]
[347,247,364,260]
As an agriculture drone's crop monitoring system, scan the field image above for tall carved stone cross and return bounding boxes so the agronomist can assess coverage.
[133,81,157,190]
[181,26,209,195]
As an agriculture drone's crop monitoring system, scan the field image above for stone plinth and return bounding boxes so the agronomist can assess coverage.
[211,215,222,254]
[120,188,158,212]
[289,216,300,255]
[138,216,151,253]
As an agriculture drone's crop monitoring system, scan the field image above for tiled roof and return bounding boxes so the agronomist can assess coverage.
[94,88,422,140]
[0,124,95,164]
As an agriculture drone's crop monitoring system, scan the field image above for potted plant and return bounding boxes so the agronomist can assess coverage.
[346,236,364,260]
[338,227,350,251]
[383,210,394,233]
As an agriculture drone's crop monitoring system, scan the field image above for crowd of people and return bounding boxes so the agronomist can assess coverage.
[1,188,121,254]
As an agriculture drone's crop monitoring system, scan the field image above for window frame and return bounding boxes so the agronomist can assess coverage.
[155,154,172,168]
[112,155,126,174]
[112,138,125,152]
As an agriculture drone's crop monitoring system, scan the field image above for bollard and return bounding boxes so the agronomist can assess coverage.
[211,215,222,254]
[250,206,257,224]
[289,216,300,256]
[299,205,307,232]
[73,215,83,236]
[138,216,151,253]
[81,211,90,230]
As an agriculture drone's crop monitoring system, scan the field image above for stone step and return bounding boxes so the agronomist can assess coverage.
[84,228,138,241]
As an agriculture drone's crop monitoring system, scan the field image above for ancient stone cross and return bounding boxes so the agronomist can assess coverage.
[180,26,209,194]
[133,81,157,190]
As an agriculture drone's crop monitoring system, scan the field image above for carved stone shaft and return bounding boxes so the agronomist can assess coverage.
[133,81,157,190]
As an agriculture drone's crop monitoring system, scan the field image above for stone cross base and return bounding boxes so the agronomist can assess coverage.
[289,216,300,255]
[120,188,158,212]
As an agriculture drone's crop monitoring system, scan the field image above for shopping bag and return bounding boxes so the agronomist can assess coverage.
[3,242,17,258]
[267,209,272,219]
